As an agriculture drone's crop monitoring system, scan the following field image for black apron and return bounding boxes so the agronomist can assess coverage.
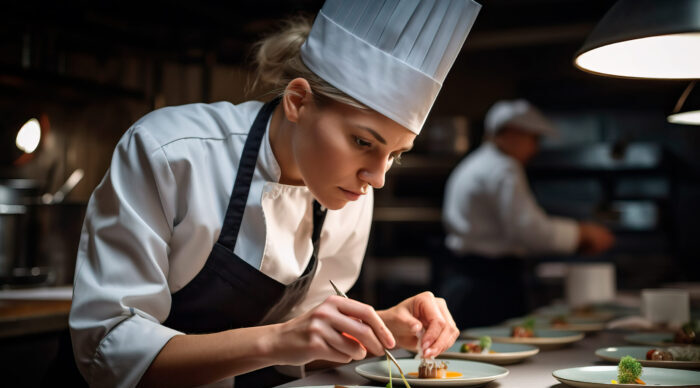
[164,97,327,336]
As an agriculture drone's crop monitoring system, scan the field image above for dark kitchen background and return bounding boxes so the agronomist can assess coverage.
[1,1,699,386]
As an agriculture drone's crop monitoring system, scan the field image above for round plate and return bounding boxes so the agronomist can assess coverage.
[355,358,509,387]
[461,327,584,350]
[595,346,700,369]
[294,386,378,388]
[504,316,605,332]
[552,365,700,387]
[438,341,539,365]
[624,332,697,347]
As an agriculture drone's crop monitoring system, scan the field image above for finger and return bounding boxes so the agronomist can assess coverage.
[312,320,367,360]
[307,334,354,364]
[330,313,386,356]
[332,296,396,349]
[415,293,447,356]
[426,299,460,356]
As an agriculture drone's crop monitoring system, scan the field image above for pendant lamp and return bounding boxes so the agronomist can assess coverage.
[668,81,700,125]
[574,0,700,79]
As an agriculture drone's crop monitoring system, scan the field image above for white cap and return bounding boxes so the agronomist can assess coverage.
[301,0,481,135]
[485,99,557,136]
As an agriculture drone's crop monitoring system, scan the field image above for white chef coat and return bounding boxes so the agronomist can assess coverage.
[69,100,373,388]
[443,142,578,258]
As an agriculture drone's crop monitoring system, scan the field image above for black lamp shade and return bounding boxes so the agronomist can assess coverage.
[575,0,700,79]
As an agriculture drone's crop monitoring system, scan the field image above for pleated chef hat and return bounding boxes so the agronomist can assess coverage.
[301,0,481,135]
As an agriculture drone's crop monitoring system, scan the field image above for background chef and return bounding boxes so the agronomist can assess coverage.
[441,99,615,328]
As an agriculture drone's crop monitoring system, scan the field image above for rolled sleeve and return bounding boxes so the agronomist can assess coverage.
[70,126,182,388]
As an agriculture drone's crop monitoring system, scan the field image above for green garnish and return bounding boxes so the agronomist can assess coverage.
[479,335,492,350]
[618,355,642,384]
[523,317,536,331]
[682,320,698,335]
[385,353,411,388]
[386,353,392,387]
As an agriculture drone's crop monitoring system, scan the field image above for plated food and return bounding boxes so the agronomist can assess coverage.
[462,327,584,350]
[595,346,700,369]
[440,340,539,365]
[355,359,509,387]
[552,365,700,387]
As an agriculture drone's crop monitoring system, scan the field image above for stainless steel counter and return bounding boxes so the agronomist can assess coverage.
[276,330,640,387]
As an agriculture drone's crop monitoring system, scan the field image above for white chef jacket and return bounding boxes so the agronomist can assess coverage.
[443,142,578,258]
[69,100,373,388]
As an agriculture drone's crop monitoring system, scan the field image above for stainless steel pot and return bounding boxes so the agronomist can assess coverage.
[0,179,42,285]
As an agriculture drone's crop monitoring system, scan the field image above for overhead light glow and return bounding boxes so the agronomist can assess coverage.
[668,110,700,125]
[575,32,700,79]
[16,118,41,153]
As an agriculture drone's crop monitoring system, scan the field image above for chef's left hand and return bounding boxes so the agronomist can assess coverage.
[377,291,459,358]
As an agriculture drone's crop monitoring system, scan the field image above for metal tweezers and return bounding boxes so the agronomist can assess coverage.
[329,280,405,376]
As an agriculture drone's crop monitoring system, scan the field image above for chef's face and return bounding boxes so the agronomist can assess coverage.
[498,127,540,164]
[290,92,415,210]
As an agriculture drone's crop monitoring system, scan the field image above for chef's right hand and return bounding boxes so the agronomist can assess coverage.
[268,295,395,365]
[577,222,615,255]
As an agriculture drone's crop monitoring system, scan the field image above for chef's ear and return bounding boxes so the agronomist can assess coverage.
[282,78,313,124]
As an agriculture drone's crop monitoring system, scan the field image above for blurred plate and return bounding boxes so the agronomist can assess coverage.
[552,365,700,387]
[294,386,377,388]
[355,358,508,387]
[595,346,700,369]
[462,327,584,350]
[438,341,539,365]
[624,332,697,347]
[504,316,605,332]
[533,304,628,321]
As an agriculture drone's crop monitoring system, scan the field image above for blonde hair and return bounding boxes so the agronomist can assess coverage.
[250,15,366,110]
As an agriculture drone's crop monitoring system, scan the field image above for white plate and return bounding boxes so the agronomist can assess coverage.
[624,332,699,347]
[461,327,584,350]
[503,316,605,332]
[438,341,539,365]
[355,358,508,387]
[552,365,700,387]
[595,346,700,369]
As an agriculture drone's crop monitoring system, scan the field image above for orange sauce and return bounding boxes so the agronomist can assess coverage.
[407,371,463,379]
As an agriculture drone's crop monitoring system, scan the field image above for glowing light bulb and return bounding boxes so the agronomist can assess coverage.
[16,118,41,153]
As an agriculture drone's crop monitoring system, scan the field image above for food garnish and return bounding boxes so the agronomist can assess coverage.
[460,336,493,354]
[551,315,568,327]
[613,355,645,385]
[480,335,493,350]
[674,320,698,344]
[512,318,535,338]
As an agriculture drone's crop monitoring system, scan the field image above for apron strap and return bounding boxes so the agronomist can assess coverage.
[219,98,280,250]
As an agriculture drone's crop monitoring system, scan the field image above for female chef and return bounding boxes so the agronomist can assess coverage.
[69,1,481,387]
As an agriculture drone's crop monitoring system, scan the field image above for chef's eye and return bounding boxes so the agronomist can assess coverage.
[390,153,403,165]
[354,136,371,147]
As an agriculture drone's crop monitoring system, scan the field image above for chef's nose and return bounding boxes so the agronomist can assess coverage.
[359,162,387,189]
